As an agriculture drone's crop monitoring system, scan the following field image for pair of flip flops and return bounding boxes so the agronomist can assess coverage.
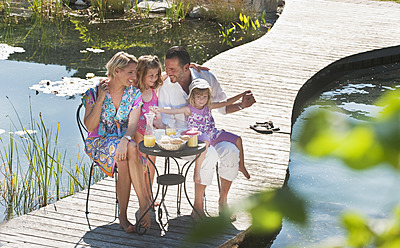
[250,121,280,134]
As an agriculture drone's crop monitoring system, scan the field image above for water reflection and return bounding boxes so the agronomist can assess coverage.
[1,15,268,78]
[272,63,400,247]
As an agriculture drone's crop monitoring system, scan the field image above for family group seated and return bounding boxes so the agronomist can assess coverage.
[81,46,256,233]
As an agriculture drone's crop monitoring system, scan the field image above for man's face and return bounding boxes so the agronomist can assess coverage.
[164,57,185,83]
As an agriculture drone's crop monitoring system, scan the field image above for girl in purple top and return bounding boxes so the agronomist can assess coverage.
[154,78,251,183]
[134,55,165,199]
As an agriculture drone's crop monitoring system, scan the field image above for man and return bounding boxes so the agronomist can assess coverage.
[158,46,256,219]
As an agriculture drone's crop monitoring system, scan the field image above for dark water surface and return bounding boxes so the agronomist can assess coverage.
[272,63,400,247]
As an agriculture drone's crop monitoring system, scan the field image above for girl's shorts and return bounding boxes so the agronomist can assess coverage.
[210,130,239,147]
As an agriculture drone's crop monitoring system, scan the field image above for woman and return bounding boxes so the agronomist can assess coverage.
[82,51,150,233]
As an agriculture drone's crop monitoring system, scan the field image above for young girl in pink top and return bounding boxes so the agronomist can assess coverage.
[134,55,165,199]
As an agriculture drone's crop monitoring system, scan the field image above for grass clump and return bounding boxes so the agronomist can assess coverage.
[0,97,104,221]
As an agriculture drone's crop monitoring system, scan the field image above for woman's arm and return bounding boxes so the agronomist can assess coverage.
[115,107,140,161]
[210,90,249,110]
[83,83,109,132]
[125,106,141,138]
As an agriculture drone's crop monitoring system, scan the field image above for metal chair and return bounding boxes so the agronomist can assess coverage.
[76,103,118,217]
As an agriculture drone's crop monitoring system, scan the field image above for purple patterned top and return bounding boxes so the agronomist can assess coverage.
[186,104,222,141]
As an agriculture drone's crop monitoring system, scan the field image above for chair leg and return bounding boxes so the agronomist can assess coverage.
[86,162,95,215]
[114,169,119,219]
[216,162,221,193]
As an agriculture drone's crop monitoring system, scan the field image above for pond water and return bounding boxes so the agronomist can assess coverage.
[0,13,270,221]
[272,63,400,247]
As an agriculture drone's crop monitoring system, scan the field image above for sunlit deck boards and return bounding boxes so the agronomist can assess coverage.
[1,0,400,247]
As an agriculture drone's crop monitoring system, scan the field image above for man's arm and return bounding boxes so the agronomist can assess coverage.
[210,91,249,110]
[225,91,256,113]
[203,71,256,114]
[158,83,176,128]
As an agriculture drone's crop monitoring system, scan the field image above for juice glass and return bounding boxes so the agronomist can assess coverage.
[144,135,155,147]
[166,122,176,136]
[187,130,199,147]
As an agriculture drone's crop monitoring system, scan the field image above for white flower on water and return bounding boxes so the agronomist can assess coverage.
[30,76,105,97]
[86,48,104,53]
[0,129,5,135]
[0,44,25,60]
[86,73,95,79]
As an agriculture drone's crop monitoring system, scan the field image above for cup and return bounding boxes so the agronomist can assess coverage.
[144,135,155,147]
[166,122,176,136]
[154,129,166,140]
[187,130,199,147]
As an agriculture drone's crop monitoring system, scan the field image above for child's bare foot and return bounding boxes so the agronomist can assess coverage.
[239,165,250,179]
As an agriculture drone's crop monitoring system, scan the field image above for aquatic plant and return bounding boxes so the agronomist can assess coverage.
[0,0,12,18]
[0,97,104,221]
[28,0,66,19]
[218,12,265,46]
[200,0,249,24]
[165,0,190,23]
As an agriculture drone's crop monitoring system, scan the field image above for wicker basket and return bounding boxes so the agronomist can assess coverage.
[156,140,187,151]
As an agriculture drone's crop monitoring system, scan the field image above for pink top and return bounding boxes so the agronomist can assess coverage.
[137,88,159,135]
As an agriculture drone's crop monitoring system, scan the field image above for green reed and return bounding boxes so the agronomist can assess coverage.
[0,97,102,221]
[1,0,12,17]
[166,0,190,23]
[28,0,66,19]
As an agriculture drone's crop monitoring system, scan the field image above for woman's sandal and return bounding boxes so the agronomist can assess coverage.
[135,211,149,235]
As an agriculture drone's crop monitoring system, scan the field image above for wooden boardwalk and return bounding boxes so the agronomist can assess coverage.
[1,0,400,247]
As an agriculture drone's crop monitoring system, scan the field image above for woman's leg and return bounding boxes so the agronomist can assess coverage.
[235,137,250,179]
[144,155,156,202]
[126,142,151,229]
[115,160,135,233]
[133,132,154,203]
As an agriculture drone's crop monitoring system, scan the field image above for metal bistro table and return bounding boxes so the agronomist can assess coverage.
[138,140,206,233]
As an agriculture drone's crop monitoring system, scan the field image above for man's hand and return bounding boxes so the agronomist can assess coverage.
[97,79,109,102]
[241,90,256,108]
[189,63,210,72]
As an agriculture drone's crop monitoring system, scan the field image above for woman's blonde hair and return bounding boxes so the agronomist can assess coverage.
[106,51,137,79]
[188,88,213,107]
[135,55,163,92]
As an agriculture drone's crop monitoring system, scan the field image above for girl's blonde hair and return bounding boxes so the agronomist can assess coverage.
[188,88,213,107]
[135,55,163,92]
[106,51,137,79]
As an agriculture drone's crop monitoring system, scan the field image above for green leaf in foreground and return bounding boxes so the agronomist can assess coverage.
[185,187,306,244]
[299,90,400,170]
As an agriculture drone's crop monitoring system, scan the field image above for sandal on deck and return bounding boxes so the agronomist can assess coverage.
[250,121,280,134]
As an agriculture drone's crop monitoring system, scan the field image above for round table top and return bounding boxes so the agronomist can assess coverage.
[138,140,206,157]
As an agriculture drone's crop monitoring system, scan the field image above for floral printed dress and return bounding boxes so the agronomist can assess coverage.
[82,85,142,177]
